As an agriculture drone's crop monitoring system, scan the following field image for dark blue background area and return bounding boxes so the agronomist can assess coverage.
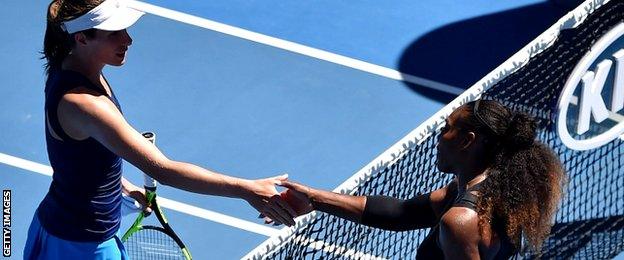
[399,1,575,102]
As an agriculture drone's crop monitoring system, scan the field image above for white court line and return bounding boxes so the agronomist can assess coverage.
[127,0,464,96]
[0,153,53,176]
[0,152,279,237]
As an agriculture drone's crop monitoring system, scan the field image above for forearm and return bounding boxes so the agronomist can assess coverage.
[308,188,367,223]
[148,160,251,200]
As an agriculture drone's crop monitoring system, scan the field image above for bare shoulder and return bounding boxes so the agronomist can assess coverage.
[438,206,480,259]
[429,178,458,217]
[57,87,122,139]
[60,87,117,115]
[440,206,479,237]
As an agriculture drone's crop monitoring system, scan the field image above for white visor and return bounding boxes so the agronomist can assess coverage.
[61,0,144,34]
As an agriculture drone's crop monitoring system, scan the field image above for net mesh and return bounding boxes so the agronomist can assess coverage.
[125,226,187,260]
[251,0,624,259]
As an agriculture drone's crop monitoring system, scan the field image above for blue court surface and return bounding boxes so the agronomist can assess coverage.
[0,0,611,259]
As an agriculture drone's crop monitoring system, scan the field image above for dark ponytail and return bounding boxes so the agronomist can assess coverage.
[463,100,565,252]
[43,0,70,74]
[42,0,101,75]
[500,112,537,152]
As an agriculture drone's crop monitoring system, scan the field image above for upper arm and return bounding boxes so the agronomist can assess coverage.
[58,88,170,177]
[438,207,481,260]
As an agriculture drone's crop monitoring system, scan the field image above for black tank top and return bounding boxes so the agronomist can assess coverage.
[37,69,124,242]
[416,183,516,259]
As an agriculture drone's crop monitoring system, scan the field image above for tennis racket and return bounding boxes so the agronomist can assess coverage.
[122,132,192,260]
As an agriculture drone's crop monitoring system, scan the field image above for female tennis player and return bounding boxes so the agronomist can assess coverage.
[25,0,297,258]
[278,100,566,259]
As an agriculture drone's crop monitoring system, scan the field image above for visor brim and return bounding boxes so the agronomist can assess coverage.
[93,7,144,31]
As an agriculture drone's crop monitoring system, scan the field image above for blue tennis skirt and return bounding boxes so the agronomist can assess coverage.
[23,212,128,260]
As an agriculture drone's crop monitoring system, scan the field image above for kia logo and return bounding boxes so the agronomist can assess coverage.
[557,22,624,150]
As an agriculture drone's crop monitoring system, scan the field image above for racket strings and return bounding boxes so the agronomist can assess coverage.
[126,228,186,259]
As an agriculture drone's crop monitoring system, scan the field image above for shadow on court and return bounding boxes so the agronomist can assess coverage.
[398,0,579,103]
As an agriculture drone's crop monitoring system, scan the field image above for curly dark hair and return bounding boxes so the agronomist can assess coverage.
[459,100,566,252]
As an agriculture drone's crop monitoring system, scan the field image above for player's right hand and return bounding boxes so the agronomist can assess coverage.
[244,174,297,227]
[279,180,314,216]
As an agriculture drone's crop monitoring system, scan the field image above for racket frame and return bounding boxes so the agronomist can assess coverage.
[121,132,192,260]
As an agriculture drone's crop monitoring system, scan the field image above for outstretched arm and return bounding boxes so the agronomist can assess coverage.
[361,194,436,230]
[279,180,456,230]
[58,87,296,226]
[281,181,366,223]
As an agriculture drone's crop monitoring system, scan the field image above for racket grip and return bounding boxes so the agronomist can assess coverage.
[142,131,157,189]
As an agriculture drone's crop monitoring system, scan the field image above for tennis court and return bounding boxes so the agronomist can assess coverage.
[1,0,622,259]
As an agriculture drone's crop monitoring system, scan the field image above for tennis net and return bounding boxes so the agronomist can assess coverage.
[246,0,624,258]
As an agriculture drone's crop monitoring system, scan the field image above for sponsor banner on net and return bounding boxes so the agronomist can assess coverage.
[3,190,10,257]
[558,22,624,150]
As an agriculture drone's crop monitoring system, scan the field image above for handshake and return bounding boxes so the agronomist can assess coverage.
[122,173,320,227]
[248,174,315,227]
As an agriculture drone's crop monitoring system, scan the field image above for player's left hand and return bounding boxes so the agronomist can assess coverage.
[128,187,153,216]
